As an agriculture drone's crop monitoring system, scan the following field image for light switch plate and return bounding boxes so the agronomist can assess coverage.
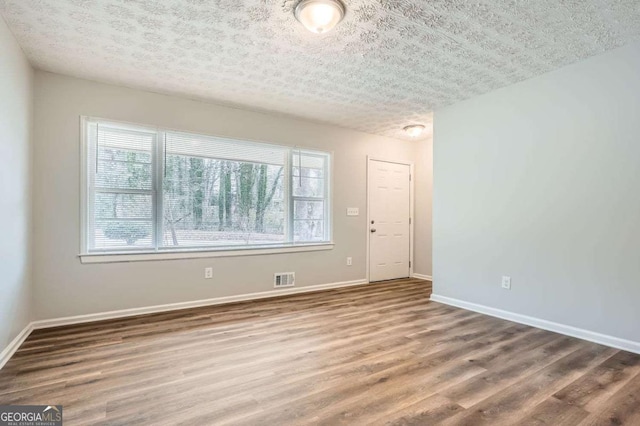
[347,207,359,216]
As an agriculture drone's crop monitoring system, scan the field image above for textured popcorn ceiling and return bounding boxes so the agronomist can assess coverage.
[1,0,639,140]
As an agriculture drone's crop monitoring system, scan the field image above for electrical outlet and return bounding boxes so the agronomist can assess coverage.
[501,276,511,290]
[347,257,353,266]
[205,267,213,279]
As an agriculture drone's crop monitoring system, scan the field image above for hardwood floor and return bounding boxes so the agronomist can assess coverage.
[1,278,639,425]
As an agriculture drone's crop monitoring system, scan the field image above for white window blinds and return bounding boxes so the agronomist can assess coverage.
[165,132,287,166]
[87,122,156,250]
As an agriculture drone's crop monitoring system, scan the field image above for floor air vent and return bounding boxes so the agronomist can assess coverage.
[274,272,295,288]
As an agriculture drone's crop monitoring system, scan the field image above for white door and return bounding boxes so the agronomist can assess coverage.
[368,159,411,282]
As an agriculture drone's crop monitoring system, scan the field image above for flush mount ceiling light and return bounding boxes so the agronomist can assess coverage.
[403,124,426,138]
[294,0,346,34]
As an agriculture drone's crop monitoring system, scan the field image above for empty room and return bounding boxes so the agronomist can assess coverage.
[1,0,639,425]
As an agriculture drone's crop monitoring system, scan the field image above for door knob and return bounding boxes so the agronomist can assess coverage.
[371,228,377,233]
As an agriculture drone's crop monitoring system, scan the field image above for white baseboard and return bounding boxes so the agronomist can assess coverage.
[0,279,370,370]
[31,279,369,330]
[0,323,34,370]
[412,273,432,281]
[430,294,640,355]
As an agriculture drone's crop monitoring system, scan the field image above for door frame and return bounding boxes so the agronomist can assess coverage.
[366,156,415,283]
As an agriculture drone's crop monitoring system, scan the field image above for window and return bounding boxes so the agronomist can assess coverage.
[82,118,331,255]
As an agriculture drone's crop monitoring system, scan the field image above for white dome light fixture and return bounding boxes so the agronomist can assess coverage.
[294,0,346,34]
[403,124,426,138]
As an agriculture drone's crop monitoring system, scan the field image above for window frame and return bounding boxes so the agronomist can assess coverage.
[79,116,334,263]
[290,149,331,244]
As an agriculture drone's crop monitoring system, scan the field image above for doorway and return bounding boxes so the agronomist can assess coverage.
[367,158,413,282]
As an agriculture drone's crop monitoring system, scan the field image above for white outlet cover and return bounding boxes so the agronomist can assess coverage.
[501,276,511,289]
[347,257,353,266]
[346,208,359,216]
[205,267,213,279]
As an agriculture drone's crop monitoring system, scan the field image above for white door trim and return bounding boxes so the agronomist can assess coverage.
[366,156,414,283]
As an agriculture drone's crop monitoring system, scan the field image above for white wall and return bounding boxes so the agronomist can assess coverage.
[0,17,33,350]
[33,71,432,320]
[414,135,432,277]
[433,42,640,343]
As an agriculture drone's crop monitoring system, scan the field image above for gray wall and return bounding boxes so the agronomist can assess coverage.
[33,71,432,320]
[433,42,640,343]
[0,17,33,350]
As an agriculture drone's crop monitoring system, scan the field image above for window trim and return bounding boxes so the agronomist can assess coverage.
[79,116,334,261]
[79,243,335,264]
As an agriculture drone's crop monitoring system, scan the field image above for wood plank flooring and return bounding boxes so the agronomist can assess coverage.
[1,279,639,425]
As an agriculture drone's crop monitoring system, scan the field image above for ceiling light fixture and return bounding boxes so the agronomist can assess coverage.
[403,124,426,138]
[294,0,346,34]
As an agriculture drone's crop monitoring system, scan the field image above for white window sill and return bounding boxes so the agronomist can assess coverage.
[79,243,335,264]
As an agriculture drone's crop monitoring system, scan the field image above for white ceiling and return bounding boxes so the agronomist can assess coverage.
[1,0,639,140]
